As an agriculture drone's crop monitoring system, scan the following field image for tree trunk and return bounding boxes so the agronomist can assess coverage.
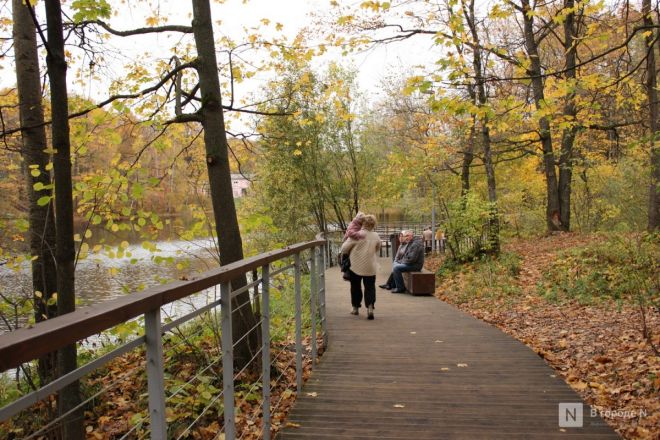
[12,0,58,385]
[465,0,499,252]
[449,15,474,199]
[461,113,476,197]
[44,1,83,437]
[558,0,579,231]
[520,0,562,232]
[191,0,259,370]
[346,120,360,216]
[644,0,660,230]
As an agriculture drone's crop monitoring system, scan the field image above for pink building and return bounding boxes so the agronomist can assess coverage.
[231,174,251,198]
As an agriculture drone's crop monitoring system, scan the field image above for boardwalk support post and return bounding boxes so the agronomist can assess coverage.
[221,281,235,439]
[144,308,167,438]
[294,253,303,393]
[261,264,271,440]
[310,247,318,363]
[318,245,328,349]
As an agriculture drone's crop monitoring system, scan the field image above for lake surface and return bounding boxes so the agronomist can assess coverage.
[0,236,222,334]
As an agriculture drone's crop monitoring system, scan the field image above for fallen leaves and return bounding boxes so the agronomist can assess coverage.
[430,233,660,440]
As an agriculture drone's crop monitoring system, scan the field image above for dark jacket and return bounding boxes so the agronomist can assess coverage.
[396,236,424,270]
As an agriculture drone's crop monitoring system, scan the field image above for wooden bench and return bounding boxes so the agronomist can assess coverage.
[402,269,436,296]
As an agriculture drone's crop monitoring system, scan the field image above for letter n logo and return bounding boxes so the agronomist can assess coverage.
[559,403,583,428]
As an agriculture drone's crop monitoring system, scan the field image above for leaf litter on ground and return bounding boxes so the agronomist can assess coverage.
[427,233,659,440]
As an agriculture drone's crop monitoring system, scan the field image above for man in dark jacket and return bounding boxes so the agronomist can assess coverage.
[386,230,425,293]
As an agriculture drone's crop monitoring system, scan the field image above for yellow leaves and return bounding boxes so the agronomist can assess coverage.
[336,15,354,26]
[403,75,426,96]
[571,380,589,391]
[360,1,390,11]
[488,4,511,19]
[339,112,355,122]
[145,15,161,27]
[231,66,244,83]
[78,242,90,260]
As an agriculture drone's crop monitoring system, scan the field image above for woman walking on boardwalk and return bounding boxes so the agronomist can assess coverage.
[340,214,381,320]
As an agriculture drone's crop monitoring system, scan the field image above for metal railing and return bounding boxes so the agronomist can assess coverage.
[0,239,327,439]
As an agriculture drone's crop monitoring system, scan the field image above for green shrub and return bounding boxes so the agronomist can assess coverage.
[437,251,523,300]
[538,233,659,306]
[441,193,499,263]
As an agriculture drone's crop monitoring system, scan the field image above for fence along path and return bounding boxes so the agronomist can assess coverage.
[0,240,327,439]
[277,257,618,439]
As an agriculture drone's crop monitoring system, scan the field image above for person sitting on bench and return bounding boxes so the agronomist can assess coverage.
[379,231,404,290]
[379,230,425,293]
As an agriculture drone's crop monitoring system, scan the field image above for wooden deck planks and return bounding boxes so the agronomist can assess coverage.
[277,258,619,439]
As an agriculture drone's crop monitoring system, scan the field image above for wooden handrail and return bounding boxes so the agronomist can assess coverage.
[0,240,325,372]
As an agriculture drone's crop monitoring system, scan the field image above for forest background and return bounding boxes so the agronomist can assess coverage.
[2,0,657,253]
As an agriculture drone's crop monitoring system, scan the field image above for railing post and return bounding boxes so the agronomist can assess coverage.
[261,264,271,440]
[144,308,166,439]
[318,244,328,349]
[294,253,303,393]
[221,281,235,440]
[310,247,318,363]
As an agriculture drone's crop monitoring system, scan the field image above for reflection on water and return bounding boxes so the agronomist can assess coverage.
[0,237,221,334]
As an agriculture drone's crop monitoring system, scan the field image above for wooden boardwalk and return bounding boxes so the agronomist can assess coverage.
[278,257,619,439]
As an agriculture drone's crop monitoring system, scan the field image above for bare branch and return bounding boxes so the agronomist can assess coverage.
[0,61,197,139]
[221,106,292,116]
[77,20,192,36]
[166,113,202,124]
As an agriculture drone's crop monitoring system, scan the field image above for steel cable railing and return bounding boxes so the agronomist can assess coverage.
[0,240,327,440]
[231,252,323,440]
[22,354,147,440]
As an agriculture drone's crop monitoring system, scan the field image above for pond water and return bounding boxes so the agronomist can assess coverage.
[0,234,222,334]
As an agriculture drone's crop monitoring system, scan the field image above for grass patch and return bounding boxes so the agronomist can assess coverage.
[436,251,523,305]
[537,233,659,306]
